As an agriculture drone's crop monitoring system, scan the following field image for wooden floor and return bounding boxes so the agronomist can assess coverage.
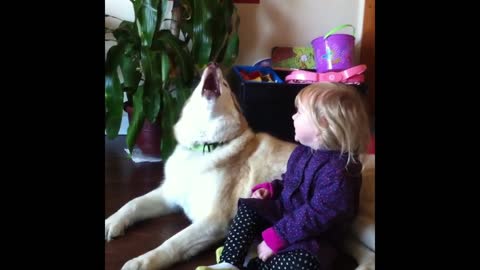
[105,136,358,270]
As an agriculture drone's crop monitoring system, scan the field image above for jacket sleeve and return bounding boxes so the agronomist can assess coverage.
[270,171,359,246]
[261,226,287,253]
[251,175,284,200]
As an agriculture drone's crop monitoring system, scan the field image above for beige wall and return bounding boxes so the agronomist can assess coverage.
[236,0,365,65]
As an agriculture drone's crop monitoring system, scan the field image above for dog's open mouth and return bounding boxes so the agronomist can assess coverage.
[202,63,221,100]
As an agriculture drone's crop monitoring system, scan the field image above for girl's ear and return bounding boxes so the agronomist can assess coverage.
[314,117,327,137]
[319,116,329,129]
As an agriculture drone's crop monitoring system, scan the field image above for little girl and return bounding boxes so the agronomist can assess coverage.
[197,82,370,270]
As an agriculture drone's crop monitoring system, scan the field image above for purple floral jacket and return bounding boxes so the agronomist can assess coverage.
[239,145,362,269]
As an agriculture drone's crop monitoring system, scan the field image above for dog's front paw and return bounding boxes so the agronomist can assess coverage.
[121,256,154,270]
[105,214,129,241]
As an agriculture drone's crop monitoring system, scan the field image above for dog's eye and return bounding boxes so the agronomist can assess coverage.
[222,81,228,87]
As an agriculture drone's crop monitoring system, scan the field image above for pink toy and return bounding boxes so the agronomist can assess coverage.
[284,64,366,85]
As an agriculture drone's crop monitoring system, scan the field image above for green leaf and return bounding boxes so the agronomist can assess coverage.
[225,0,236,32]
[131,0,161,47]
[232,4,240,34]
[152,30,194,84]
[119,43,142,88]
[178,0,193,41]
[160,50,170,91]
[126,86,145,153]
[105,45,125,139]
[160,91,177,160]
[140,48,162,123]
[113,21,139,45]
[220,32,239,69]
[216,4,239,67]
[111,22,142,90]
[174,78,193,119]
[211,0,234,62]
[192,0,213,69]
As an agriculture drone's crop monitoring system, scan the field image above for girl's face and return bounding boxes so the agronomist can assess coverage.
[292,104,322,149]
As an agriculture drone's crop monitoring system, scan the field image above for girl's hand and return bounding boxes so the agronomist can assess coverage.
[251,188,270,199]
[257,241,274,262]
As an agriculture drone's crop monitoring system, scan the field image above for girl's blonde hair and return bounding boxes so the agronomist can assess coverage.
[294,82,370,163]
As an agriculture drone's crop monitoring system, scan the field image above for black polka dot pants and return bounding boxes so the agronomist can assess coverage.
[246,250,322,270]
[219,202,321,270]
[220,202,264,268]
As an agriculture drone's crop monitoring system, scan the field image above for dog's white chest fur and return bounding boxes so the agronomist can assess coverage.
[163,148,225,222]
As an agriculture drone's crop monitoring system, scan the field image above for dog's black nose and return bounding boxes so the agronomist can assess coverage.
[207,62,219,68]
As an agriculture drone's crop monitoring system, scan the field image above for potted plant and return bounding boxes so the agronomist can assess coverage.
[105,0,240,160]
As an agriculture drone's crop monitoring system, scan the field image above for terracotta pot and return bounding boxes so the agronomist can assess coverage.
[124,104,162,157]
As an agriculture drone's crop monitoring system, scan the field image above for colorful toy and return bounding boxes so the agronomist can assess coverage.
[271,46,316,70]
[239,69,274,82]
[311,24,356,73]
[285,64,366,85]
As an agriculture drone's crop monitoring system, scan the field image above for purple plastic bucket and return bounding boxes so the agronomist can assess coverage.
[311,24,355,73]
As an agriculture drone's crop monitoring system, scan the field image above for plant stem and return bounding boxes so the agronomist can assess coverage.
[170,0,182,37]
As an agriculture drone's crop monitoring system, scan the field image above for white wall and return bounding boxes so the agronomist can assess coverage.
[105,0,366,65]
[236,0,365,65]
[105,0,134,23]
